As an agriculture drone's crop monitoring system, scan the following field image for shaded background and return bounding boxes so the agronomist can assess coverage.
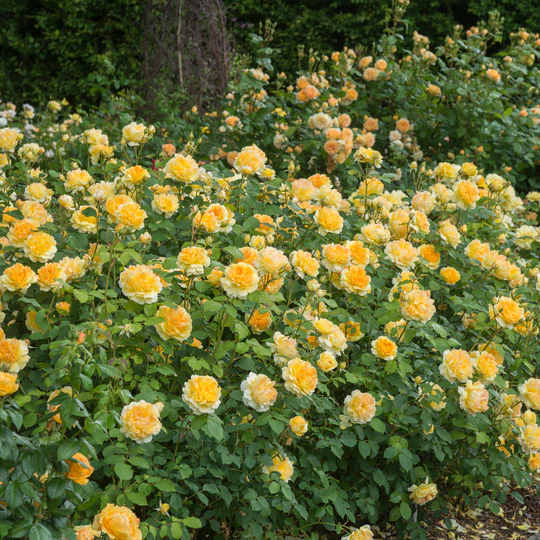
[0,0,538,114]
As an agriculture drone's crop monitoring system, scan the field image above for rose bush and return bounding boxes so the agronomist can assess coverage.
[1,9,540,540]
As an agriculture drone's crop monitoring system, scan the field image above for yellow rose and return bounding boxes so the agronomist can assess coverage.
[151,193,179,218]
[220,262,259,298]
[7,218,39,247]
[114,201,147,233]
[385,239,418,271]
[340,265,371,296]
[23,232,57,262]
[155,305,192,342]
[489,296,524,328]
[255,247,289,277]
[182,375,221,415]
[241,372,278,412]
[122,165,149,188]
[343,390,377,424]
[290,250,320,279]
[233,144,267,175]
[458,380,489,415]
[289,415,308,436]
[177,246,211,276]
[282,358,318,397]
[520,378,540,410]
[371,336,397,360]
[164,153,200,183]
[0,127,23,152]
[65,169,93,193]
[439,349,473,383]
[519,424,540,454]
[317,351,338,372]
[121,122,147,146]
[37,262,66,292]
[247,308,272,334]
[409,480,438,506]
[59,256,87,282]
[361,222,391,246]
[66,453,94,485]
[314,206,344,235]
[270,332,299,366]
[471,351,498,382]
[120,400,164,443]
[119,265,162,304]
[0,372,19,396]
[453,179,480,209]
[0,263,37,293]
[93,503,142,540]
[345,525,374,540]
[438,220,461,247]
[322,243,351,272]
[71,207,98,234]
[440,266,460,284]
[263,454,294,482]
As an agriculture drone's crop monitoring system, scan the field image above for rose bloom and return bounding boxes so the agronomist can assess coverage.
[115,201,147,233]
[0,263,37,293]
[486,68,501,83]
[270,332,299,366]
[400,289,436,323]
[341,321,364,342]
[322,243,351,272]
[183,375,221,415]
[151,193,179,218]
[529,453,540,471]
[20,201,52,225]
[520,424,540,454]
[120,400,164,443]
[345,240,371,268]
[0,372,19,396]
[314,206,344,235]
[122,165,149,189]
[263,454,294,482]
[438,220,461,247]
[361,222,391,245]
[515,225,539,250]
[440,266,460,284]
[119,265,162,304]
[71,206,98,234]
[177,246,210,276]
[355,146,382,167]
[282,358,318,397]
[59,256,87,282]
[0,127,22,152]
[241,372,278,412]
[439,349,473,383]
[155,305,192,343]
[385,239,418,271]
[122,122,147,146]
[388,209,410,239]
[233,144,267,175]
[458,380,489,415]
[411,191,436,214]
[344,390,377,424]
[289,416,308,437]
[418,244,441,270]
[0,338,30,373]
[48,386,74,424]
[25,182,52,204]
[471,351,498,382]
[290,250,319,279]
[105,194,133,218]
[65,168,93,193]
[343,525,374,540]
[409,480,438,506]
[371,336,397,360]
[434,162,458,182]
[23,231,57,262]
[36,262,66,292]
[164,153,200,183]
[340,265,371,296]
[453,179,480,209]
[93,504,142,540]
[465,239,491,265]
[426,83,442,97]
[221,262,259,298]
[74,526,100,540]
[66,453,94,485]
[291,179,316,202]
[425,383,446,410]
[8,218,39,247]
[489,296,524,328]
[255,247,289,277]
[317,351,338,372]
[520,378,540,410]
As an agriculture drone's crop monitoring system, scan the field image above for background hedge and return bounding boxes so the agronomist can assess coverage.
[0,0,539,110]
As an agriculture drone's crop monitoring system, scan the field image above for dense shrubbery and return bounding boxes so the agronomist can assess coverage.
[1,8,540,540]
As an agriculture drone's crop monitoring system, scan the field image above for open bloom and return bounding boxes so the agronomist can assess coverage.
[385,239,418,271]
[340,266,371,295]
[119,265,162,304]
[262,454,294,482]
[458,381,489,415]
[155,305,192,343]
[241,373,278,412]
[233,144,267,175]
[164,153,200,183]
[289,416,308,437]
[0,338,30,373]
[270,332,299,366]
[409,480,438,506]
[342,525,373,540]
[520,378,540,410]
[314,207,344,235]
[371,336,397,360]
[221,262,259,298]
[177,246,211,276]
[23,232,57,262]
[490,296,524,328]
[120,400,164,443]
[93,504,142,540]
[343,390,377,425]
[440,349,473,383]
[282,358,318,397]
[182,375,221,415]
[0,263,37,293]
[0,372,19,396]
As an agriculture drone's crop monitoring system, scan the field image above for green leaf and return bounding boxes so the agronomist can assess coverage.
[204,415,224,441]
[127,491,148,505]
[182,517,202,528]
[370,418,386,433]
[47,477,66,499]
[29,524,53,540]
[58,439,81,461]
[156,478,176,492]
[400,502,412,520]
[115,463,133,481]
